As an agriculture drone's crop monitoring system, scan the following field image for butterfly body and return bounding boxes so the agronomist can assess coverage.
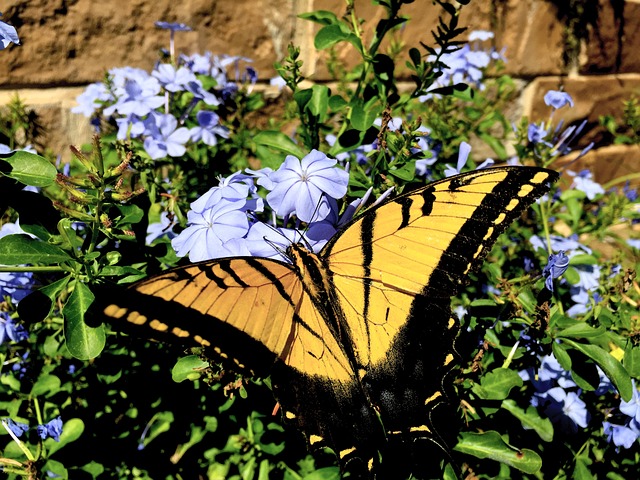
[102,166,558,477]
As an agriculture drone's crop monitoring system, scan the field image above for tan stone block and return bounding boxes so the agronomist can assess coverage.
[581,0,640,74]
[0,0,295,86]
[523,74,640,147]
[558,144,640,187]
[0,88,95,160]
[492,0,565,76]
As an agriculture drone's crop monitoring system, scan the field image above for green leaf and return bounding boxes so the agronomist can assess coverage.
[0,234,72,265]
[454,431,542,474]
[307,84,330,121]
[172,355,209,383]
[556,322,605,339]
[350,99,380,132]
[139,411,174,449]
[253,131,306,159]
[328,94,348,111]
[473,368,523,400]
[30,374,61,397]
[63,282,106,360]
[501,399,553,442]
[114,204,144,225]
[552,342,572,371]
[79,461,105,479]
[563,339,633,401]
[46,418,85,456]
[298,10,340,26]
[388,161,416,182]
[314,24,362,52]
[0,151,57,187]
[623,344,640,377]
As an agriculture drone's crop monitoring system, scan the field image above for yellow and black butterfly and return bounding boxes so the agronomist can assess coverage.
[102,166,557,477]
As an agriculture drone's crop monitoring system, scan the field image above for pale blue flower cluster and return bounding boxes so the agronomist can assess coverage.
[167,150,352,262]
[519,353,616,434]
[525,90,594,165]
[419,30,505,101]
[603,381,640,450]
[72,30,254,161]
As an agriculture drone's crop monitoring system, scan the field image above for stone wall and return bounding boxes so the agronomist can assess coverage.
[1,0,639,175]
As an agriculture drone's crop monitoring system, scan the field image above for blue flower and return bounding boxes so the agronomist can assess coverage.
[542,251,569,292]
[0,13,19,49]
[444,142,471,177]
[3,418,29,437]
[72,82,112,117]
[567,170,605,200]
[628,239,640,250]
[544,387,590,433]
[190,111,229,147]
[190,171,262,214]
[37,416,63,442]
[0,312,29,344]
[104,76,164,118]
[155,21,192,32]
[603,421,639,449]
[620,381,640,424]
[143,113,191,159]
[527,122,549,144]
[152,64,196,93]
[544,90,574,110]
[146,212,177,245]
[171,198,252,262]
[265,150,349,223]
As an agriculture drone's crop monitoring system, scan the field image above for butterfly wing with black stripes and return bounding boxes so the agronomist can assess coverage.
[102,166,558,477]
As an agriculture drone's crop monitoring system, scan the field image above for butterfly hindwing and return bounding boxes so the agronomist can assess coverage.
[102,166,558,478]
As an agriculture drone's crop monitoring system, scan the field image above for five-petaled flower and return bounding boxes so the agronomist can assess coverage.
[265,149,349,223]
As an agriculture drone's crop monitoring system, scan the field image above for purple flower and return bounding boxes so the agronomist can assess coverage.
[184,80,221,106]
[544,90,574,110]
[444,142,472,177]
[106,76,165,118]
[72,82,112,117]
[155,21,192,32]
[265,150,349,223]
[146,211,177,245]
[3,418,29,437]
[190,111,229,147]
[527,122,549,144]
[567,170,605,200]
[544,387,590,433]
[143,113,191,159]
[0,13,19,49]
[0,312,28,344]
[620,381,640,424]
[603,421,639,449]
[152,64,196,92]
[542,251,569,292]
[171,198,252,262]
[190,171,261,213]
[37,416,63,442]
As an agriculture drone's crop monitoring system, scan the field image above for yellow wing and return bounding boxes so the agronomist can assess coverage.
[101,166,558,477]
[323,167,556,371]
[102,257,353,380]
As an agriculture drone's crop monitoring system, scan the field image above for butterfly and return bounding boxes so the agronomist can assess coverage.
[102,166,557,477]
